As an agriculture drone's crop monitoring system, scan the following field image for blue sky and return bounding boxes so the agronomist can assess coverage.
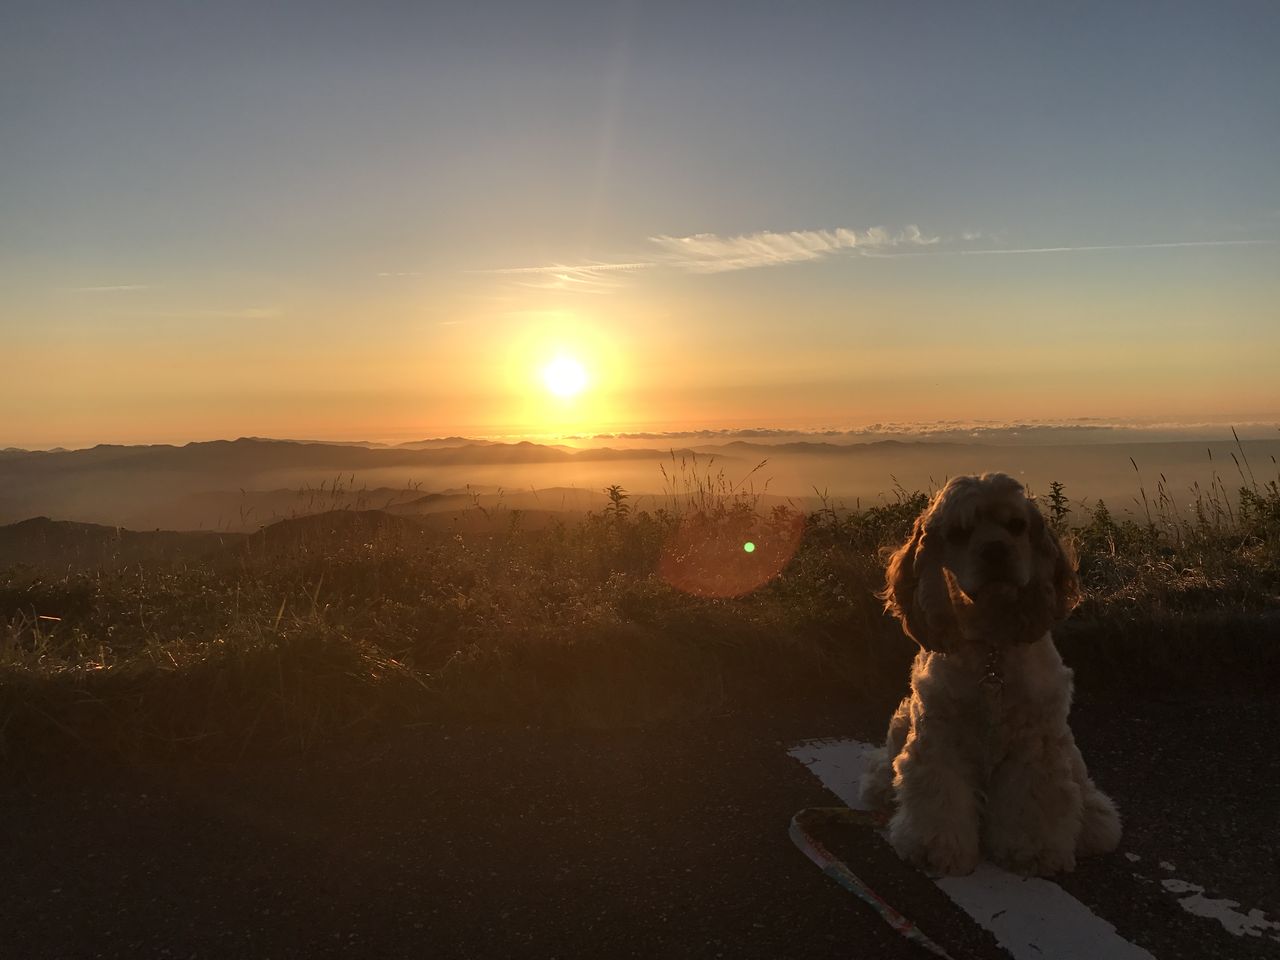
[2,1,1278,446]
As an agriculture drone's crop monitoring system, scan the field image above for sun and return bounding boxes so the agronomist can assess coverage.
[541,355,588,397]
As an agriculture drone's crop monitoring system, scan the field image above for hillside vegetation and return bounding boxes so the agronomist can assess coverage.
[2,465,1278,772]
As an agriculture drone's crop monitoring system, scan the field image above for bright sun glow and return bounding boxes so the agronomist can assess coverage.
[542,355,588,397]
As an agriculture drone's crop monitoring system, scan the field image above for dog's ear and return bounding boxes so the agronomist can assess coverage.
[1029,500,1082,620]
[880,515,956,652]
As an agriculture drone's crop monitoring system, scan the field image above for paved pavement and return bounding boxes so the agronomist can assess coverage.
[3,693,1277,959]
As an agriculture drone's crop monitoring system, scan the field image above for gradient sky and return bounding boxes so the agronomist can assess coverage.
[3,0,1278,447]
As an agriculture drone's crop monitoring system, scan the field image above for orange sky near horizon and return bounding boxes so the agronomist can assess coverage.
[6,269,1278,449]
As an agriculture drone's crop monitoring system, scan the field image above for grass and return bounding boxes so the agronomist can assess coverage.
[2,453,1279,773]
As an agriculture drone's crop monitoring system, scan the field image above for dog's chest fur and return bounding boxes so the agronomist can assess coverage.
[910,636,1075,773]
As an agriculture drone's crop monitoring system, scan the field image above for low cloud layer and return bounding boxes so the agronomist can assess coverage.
[569,419,1280,447]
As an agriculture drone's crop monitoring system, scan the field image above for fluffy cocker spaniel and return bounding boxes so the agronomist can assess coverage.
[861,473,1121,876]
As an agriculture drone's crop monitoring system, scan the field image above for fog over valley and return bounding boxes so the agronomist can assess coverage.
[3,431,1276,533]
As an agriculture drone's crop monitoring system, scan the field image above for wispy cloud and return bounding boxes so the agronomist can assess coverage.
[472,225,940,288]
[649,224,939,273]
[472,227,1271,294]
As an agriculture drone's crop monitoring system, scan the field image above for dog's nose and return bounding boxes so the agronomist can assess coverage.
[979,540,1009,565]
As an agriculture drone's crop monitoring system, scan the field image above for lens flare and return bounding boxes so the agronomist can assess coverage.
[658,514,804,599]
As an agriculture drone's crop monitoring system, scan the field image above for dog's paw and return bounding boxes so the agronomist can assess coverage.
[987,824,1078,875]
[890,816,980,876]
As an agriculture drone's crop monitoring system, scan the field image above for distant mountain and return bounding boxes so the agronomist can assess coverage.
[394,437,495,449]
[244,437,393,448]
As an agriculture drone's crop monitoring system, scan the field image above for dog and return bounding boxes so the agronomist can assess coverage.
[860,473,1121,876]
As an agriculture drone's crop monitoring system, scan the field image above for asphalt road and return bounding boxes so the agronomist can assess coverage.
[3,692,1277,959]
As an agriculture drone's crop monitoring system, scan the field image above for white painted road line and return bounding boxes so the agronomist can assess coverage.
[788,737,1157,960]
[1159,877,1280,940]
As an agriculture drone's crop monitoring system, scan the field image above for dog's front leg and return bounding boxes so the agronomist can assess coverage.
[861,696,912,811]
[888,736,981,876]
[983,729,1083,876]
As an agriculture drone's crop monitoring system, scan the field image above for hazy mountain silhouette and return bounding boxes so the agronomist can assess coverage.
[0,438,697,530]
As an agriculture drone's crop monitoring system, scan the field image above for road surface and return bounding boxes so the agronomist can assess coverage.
[4,693,1277,959]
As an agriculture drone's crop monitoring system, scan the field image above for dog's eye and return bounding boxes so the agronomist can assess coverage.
[946,526,971,544]
[1006,517,1027,535]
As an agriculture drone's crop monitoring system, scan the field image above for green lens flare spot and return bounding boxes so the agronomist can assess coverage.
[743,541,756,553]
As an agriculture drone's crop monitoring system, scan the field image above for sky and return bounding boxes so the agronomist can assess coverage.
[2,0,1278,448]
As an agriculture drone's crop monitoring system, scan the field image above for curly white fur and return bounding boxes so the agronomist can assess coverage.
[862,473,1121,876]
